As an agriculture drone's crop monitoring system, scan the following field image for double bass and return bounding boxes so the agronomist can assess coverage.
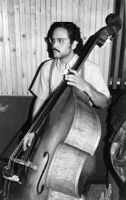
[2,14,122,200]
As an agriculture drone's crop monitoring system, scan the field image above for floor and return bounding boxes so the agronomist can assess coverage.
[86,184,105,200]
[0,183,107,200]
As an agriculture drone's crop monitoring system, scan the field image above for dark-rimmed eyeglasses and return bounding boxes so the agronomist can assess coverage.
[49,37,69,45]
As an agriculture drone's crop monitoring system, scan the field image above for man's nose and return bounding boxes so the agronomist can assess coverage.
[52,40,59,47]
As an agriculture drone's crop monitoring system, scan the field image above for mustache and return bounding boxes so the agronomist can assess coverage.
[52,48,60,53]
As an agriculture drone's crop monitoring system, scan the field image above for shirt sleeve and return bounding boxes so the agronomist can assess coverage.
[29,61,51,102]
[84,61,110,99]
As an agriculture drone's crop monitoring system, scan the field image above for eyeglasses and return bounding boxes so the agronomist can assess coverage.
[49,37,69,45]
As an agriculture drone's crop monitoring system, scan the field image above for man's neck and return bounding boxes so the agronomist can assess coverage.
[59,53,75,66]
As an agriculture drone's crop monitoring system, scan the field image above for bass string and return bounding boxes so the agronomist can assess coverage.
[9,80,66,164]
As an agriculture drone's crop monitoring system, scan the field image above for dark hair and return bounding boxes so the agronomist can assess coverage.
[45,22,84,56]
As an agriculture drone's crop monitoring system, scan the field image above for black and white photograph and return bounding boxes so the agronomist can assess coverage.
[0,0,125,200]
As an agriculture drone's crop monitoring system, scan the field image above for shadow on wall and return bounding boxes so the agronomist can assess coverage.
[0,96,33,158]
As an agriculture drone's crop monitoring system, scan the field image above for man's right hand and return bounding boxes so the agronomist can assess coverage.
[23,132,35,151]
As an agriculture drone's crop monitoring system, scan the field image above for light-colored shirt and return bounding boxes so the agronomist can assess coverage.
[30,54,110,104]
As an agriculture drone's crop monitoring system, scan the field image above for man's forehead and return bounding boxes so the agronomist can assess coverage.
[52,27,68,38]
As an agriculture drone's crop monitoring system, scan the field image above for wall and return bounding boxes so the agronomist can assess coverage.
[109,0,126,90]
[0,96,33,157]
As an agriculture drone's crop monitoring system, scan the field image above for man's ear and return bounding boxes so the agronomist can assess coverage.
[72,41,78,50]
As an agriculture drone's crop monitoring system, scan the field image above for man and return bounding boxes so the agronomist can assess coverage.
[23,22,110,199]
[24,22,110,148]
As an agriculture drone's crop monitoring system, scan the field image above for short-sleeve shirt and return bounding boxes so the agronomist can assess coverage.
[30,54,110,104]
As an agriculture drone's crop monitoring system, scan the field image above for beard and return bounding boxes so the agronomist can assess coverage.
[52,49,60,58]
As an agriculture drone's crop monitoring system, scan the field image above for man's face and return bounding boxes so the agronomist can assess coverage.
[50,27,73,59]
